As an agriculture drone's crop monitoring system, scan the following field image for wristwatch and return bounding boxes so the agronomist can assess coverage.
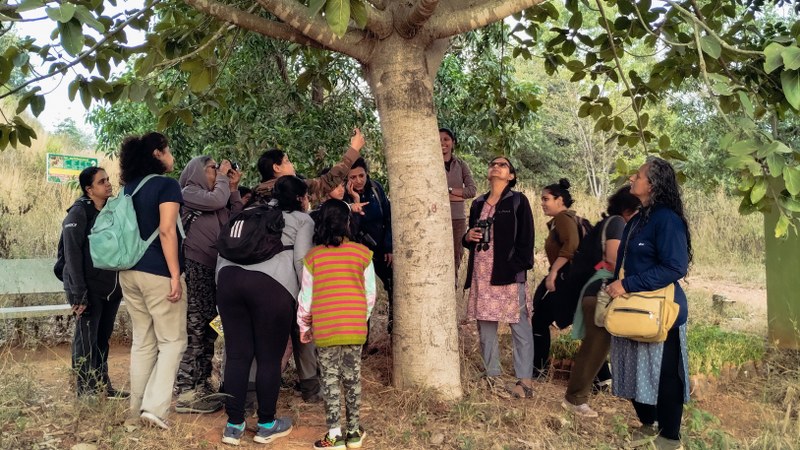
[448,187,453,193]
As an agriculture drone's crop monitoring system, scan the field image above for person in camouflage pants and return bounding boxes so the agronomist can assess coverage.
[317,345,363,432]
[175,260,218,396]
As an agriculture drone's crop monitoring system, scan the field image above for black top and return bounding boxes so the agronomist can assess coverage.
[125,176,185,278]
[463,189,534,288]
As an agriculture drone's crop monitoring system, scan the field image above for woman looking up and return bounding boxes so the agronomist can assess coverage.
[605,158,691,450]
[463,156,535,399]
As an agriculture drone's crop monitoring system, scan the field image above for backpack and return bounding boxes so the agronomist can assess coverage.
[89,175,184,271]
[554,215,618,329]
[574,214,593,241]
[216,201,292,265]
[53,200,96,281]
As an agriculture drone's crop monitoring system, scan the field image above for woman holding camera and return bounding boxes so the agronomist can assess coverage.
[174,156,242,414]
[463,156,535,398]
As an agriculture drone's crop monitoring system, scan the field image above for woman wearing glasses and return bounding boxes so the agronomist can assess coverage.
[174,156,243,414]
[463,156,535,398]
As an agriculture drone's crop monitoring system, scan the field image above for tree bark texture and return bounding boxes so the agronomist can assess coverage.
[364,36,462,399]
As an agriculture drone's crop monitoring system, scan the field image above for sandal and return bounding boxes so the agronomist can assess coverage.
[506,380,534,399]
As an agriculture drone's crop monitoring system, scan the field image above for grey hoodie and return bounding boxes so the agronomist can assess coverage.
[179,156,243,268]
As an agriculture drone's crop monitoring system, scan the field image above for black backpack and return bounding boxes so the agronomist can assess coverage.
[216,202,291,265]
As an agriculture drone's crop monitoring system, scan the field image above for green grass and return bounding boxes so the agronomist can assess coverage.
[687,324,766,376]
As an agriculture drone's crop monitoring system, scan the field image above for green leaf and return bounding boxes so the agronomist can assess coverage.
[58,20,85,57]
[782,46,800,71]
[784,166,800,196]
[764,42,785,73]
[750,178,767,204]
[729,139,756,156]
[780,195,800,213]
[46,3,77,23]
[658,135,670,150]
[700,36,721,59]
[73,5,106,33]
[712,82,733,96]
[189,69,213,93]
[781,70,800,110]
[767,154,785,176]
[739,195,759,215]
[775,214,790,238]
[309,0,326,16]
[16,0,45,13]
[350,0,367,29]
[737,91,754,118]
[30,95,45,117]
[79,83,92,109]
[67,79,80,101]
[325,0,350,37]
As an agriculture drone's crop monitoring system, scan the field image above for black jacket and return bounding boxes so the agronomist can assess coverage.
[346,178,392,254]
[60,197,121,305]
[463,189,534,288]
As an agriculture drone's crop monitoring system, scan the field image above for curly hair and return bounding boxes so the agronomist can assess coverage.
[543,178,574,207]
[643,157,693,264]
[313,199,352,247]
[119,132,169,185]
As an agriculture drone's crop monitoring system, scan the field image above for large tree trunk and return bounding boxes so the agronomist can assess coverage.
[363,36,462,400]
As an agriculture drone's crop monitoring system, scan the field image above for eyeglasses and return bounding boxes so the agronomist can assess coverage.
[206,164,218,171]
[489,161,510,168]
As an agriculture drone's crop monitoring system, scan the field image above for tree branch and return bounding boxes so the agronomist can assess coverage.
[254,0,373,61]
[0,2,159,101]
[428,0,545,40]
[397,0,439,38]
[183,0,325,50]
[365,3,393,39]
[664,0,763,57]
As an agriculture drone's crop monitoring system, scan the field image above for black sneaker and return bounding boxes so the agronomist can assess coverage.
[106,387,130,400]
[175,397,224,414]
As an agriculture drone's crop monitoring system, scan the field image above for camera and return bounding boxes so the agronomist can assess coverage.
[475,217,493,251]
[356,230,378,249]
[230,160,240,172]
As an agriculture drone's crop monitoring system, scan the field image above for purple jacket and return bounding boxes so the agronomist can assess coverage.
[179,156,243,268]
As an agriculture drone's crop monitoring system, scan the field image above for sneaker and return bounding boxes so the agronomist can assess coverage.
[221,423,245,446]
[253,417,293,444]
[140,411,169,430]
[106,387,130,400]
[313,432,346,449]
[627,424,659,448]
[561,400,598,418]
[592,378,612,394]
[345,428,366,449]
[653,436,684,450]
[175,397,224,414]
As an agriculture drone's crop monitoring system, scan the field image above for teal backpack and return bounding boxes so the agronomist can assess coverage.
[89,174,184,270]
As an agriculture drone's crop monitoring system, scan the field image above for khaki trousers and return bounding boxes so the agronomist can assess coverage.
[452,218,468,275]
[120,270,188,419]
[565,295,611,406]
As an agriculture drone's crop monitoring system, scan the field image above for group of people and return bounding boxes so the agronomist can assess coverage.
[58,124,691,450]
[461,154,690,450]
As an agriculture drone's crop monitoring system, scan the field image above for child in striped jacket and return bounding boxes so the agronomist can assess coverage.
[298,199,376,450]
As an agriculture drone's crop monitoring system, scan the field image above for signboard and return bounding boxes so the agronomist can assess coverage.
[46,153,98,183]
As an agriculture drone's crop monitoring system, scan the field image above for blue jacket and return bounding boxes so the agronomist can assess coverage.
[347,178,392,254]
[614,205,689,327]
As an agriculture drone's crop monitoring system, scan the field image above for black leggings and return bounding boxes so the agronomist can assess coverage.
[631,326,685,441]
[531,269,569,375]
[217,266,293,425]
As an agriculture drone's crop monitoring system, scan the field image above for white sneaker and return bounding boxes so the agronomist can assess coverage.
[140,411,170,429]
[561,400,599,418]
